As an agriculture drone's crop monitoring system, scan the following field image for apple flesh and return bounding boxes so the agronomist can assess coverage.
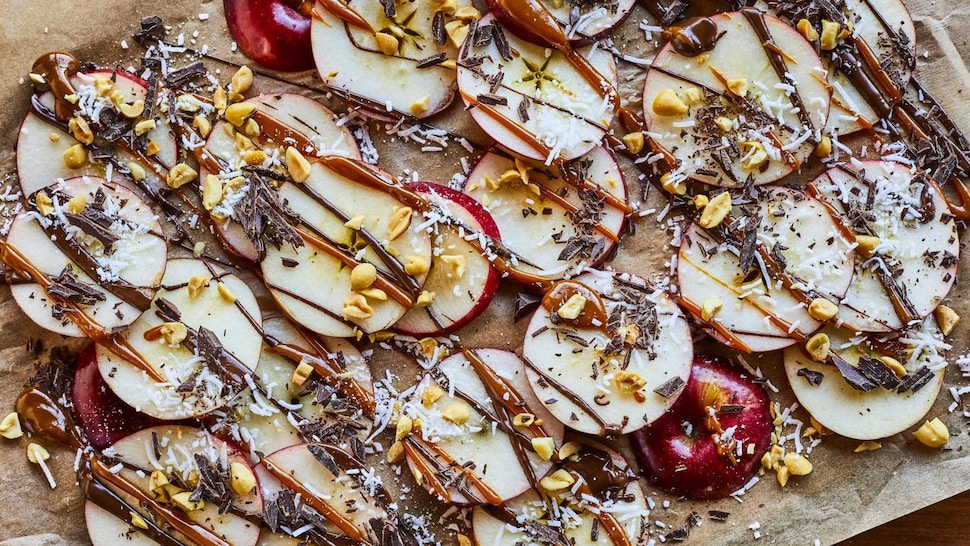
[485,0,636,45]
[630,354,773,500]
[224,0,314,72]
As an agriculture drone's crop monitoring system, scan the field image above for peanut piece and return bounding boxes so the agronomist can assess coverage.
[68,116,94,144]
[386,441,405,463]
[652,89,688,116]
[166,163,198,189]
[807,298,838,321]
[170,491,205,512]
[375,32,400,56]
[727,78,749,97]
[740,141,768,170]
[539,469,575,491]
[913,417,949,448]
[187,275,210,299]
[441,402,470,424]
[776,464,790,487]
[217,282,236,303]
[405,255,429,276]
[202,174,223,211]
[286,146,312,183]
[35,192,54,216]
[614,370,647,395]
[343,294,374,319]
[0,412,23,439]
[693,194,709,209]
[814,135,833,158]
[854,440,882,453]
[224,102,256,127]
[935,305,959,336]
[213,86,228,113]
[558,441,582,460]
[26,442,50,463]
[421,385,445,407]
[532,437,555,461]
[797,19,819,41]
[128,161,147,181]
[880,355,907,378]
[159,322,187,346]
[699,191,732,228]
[119,99,146,118]
[146,141,161,156]
[63,144,88,169]
[193,115,212,138]
[230,462,257,495]
[453,6,481,20]
[854,234,880,256]
[134,119,157,135]
[360,288,388,301]
[395,415,413,440]
[345,215,364,230]
[805,333,830,362]
[416,290,435,307]
[714,116,734,133]
[130,512,149,530]
[387,206,413,241]
[411,95,431,116]
[445,20,470,49]
[291,359,314,386]
[242,149,267,165]
[512,413,536,427]
[783,452,813,476]
[701,296,723,321]
[820,20,841,50]
[242,118,261,138]
[556,293,587,320]
[440,254,467,279]
[351,262,378,291]
[231,65,254,94]
[622,131,645,154]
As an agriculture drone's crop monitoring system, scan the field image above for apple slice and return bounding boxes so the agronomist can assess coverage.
[224,0,315,72]
[310,0,472,119]
[471,439,648,545]
[96,258,263,420]
[461,148,627,283]
[400,349,565,504]
[85,425,261,546]
[393,182,501,336]
[260,158,433,338]
[19,67,178,196]
[808,160,959,332]
[678,186,855,352]
[522,272,693,436]
[200,92,360,262]
[642,10,830,186]
[457,14,617,163]
[5,175,168,337]
[486,0,637,44]
[783,319,946,441]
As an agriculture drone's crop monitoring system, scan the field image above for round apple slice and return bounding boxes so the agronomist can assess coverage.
[200,92,360,262]
[85,425,261,546]
[678,185,855,352]
[457,13,618,163]
[808,160,959,332]
[310,0,472,119]
[642,10,830,187]
[394,182,501,336]
[486,0,637,44]
[400,349,565,504]
[6,175,167,337]
[261,158,433,338]
[471,440,648,545]
[783,318,947,441]
[462,148,627,283]
[96,258,262,420]
[19,67,178,196]
[522,272,693,437]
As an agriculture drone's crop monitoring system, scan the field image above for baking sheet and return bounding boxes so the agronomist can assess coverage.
[2,0,970,544]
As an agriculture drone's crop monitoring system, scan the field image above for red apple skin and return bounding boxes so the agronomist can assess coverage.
[72,344,162,449]
[224,0,314,72]
[629,354,773,500]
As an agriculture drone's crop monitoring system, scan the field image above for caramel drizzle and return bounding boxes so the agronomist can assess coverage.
[400,434,504,505]
[313,0,374,33]
[519,354,617,437]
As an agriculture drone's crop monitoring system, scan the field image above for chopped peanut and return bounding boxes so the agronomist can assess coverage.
[63,144,87,169]
[166,163,198,189]
[556,293,587,320]
[532,437,556,461]
[805,333,830,362]
[229,462,256,495]
[935,305,959,336]
[807,298,838,321]
[913,417,949,448]
[387,206,414,241]
[231,65,254,94]
[286,146,312,183]
[699,191,732,228]
[0,412,23,439]
[350,263,378,291]
[652,89,688,116]
[441,402,470,424]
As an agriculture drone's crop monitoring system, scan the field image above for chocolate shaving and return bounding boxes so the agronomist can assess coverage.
[517,98,530,122]
[415,53,448,69]
[857,355,901,390]
[660,0,690,26]
[234,172,304,259]
[64,212,120,249]
[193,453,230,510]
[379,0,395,18]
[492,24,512,61]
[523,521,561,544]
[307,443,341,476]
[432,12,446,45]
[473,22,493,47]
[718,404,744,414]
[196,326,224,368]
[797,367,824,386]
[514,291,542,322]
[831,353,878,392]
[164,61,206,87]
[477,93,508,106]
[281,257,299,268]
[653,376,686,398]
[897,366,934,393]
[154,297,181,321]
[709,510,731,521]
[47,266,106,305]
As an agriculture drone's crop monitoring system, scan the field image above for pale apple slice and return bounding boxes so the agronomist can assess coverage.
[642,10,830,186]
[400,348,565,504]
[677,186,855,352]
[393,182,501,336]
[486,0,637,44]
[19,69,178,196]
[85,425,261,546]
[784,318,946,441]
[471,440,648,545]
[808,160,959,332]
[96,258,262,420]
[310,0,472,119]
[461,148,627,283]
[6,175,167,337]
[261,158,433,337]
[522,272,692,436]
[200,93,361,262]
[457,13,618,163]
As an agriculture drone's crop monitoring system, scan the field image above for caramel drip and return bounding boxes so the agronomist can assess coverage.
[401,435,504,505]
[540,280,609,330]
[31,52,80,121]
[16,387,81,449]
[314,0,374,32]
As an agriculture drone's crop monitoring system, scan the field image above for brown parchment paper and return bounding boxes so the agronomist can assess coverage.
[2,0,970,545]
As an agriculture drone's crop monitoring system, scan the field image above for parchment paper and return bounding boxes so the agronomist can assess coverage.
[2,0,970,545]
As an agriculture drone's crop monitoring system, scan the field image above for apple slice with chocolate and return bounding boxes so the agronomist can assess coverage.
[260,158,433,338]
[784,320,946,441]
[96,258,263,420]
[224,0,316,72]
[310,0,472,118]
[521,272,693,437]
[85,425,262,546]
[678,186,854,352]
[486,0,637,45]
[400,348,565,504]
[456,13,618,163]
[200,92,360,262]
[642,10,830,187]
[5,175,167,337]
[808,160,959,332]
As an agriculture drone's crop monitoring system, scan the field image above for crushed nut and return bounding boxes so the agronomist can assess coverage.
[699,191,732,228]
[714,116,734,133]
[814,135,833,158]
[217,282,236,303]
[229,462,256,495]
[35,192,54,216]
[291,359,314,386]
[512,413,536,427]
[740,141,768,170]
[651,89,688,116]
[441,402,470,424]
[159,322,188,346]
[134,119,157,136]
[622,131,645,154]
[343,294,374,320]
[224,101,256,127]
[701,296,723,321]
[202,174,223,211]
[726,78,749,97]
[130,511,149,530]
[285,146,312,183]
[776,464,790,487]
[558,441,582,460]
[440,254,467,279]
[360,287,388,301]
[913,417,949,448]
[187,275,210,299]
[539,469,575,491]
[386,440,405,463]
[128,161,147,181]
[805,333,830,362]
[396,415,413,440]
[243,117,261,138]
[614,370,647,395]
[783,452,813,476]
[820,20,841,50]
[807,298,838,321]
[854,235,880,256]
[171,491,205,512]
[375,32,400,56]
[532,437,556,461]
[880,356,907,378]
[26,442,50,464]
[405,255,430,276]
[682,87,703,104]
[242,149,267,165]
[556,293,587,320]
[411,95,432,116]
[421,384,446,407]
[63,144,87,169]
[350,262,378,291]
[387,206,413,241]
[854,440,882,453]
[230,65,254,94]
[797,19,819,41]
[193,115,212,138]
[344,215,364,230]
[416,290,435,307]
[0,412,23,439]
[119,99,145,118]
[166,163,198,189]
[145,141,160,156]
[68,116,94,144]
[693,194,709,209]
[445,20,470,49]
[935,305,959,336]
[457,534,473,546]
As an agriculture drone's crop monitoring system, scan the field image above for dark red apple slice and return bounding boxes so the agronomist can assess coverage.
[6,175,167,337]
[393,182,501,336]
[85,425,261,546]
[224,0,315,72]
[642,10,830,187]
[630,354,773,500]
[808,160,958,333]
[462,147,627,282]
[457,14,617,163]
[400,349,565,504]
[522,272,693,436]
[96,258,263,420]
[486,0,636,44]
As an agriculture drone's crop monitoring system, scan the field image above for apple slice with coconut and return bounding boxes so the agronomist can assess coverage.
[678,186,855,352]
[260,158,433,338]
[461,147,628,283]
[808,160,959,333]
[521,271,692,437]
[19,66,178,196]
[471,439,648,545]
[5,175,168,337]
[485,0,637,44]
[399,348,565,504]
[200,92,360,262]
[630,354,773,500]
[224,0,316,72]
[393,182,501,336]
[310,0,473,119]
[642,10,830,187]
[457,13,618,163]
[96,258,263,420]
[85,424,262,546]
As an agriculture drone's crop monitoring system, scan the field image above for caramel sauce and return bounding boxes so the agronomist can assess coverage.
[664,17,722,57]
[541,280,609,330]
[31,52,80,121]
[401,435,504,505]
[314,0,374,32]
